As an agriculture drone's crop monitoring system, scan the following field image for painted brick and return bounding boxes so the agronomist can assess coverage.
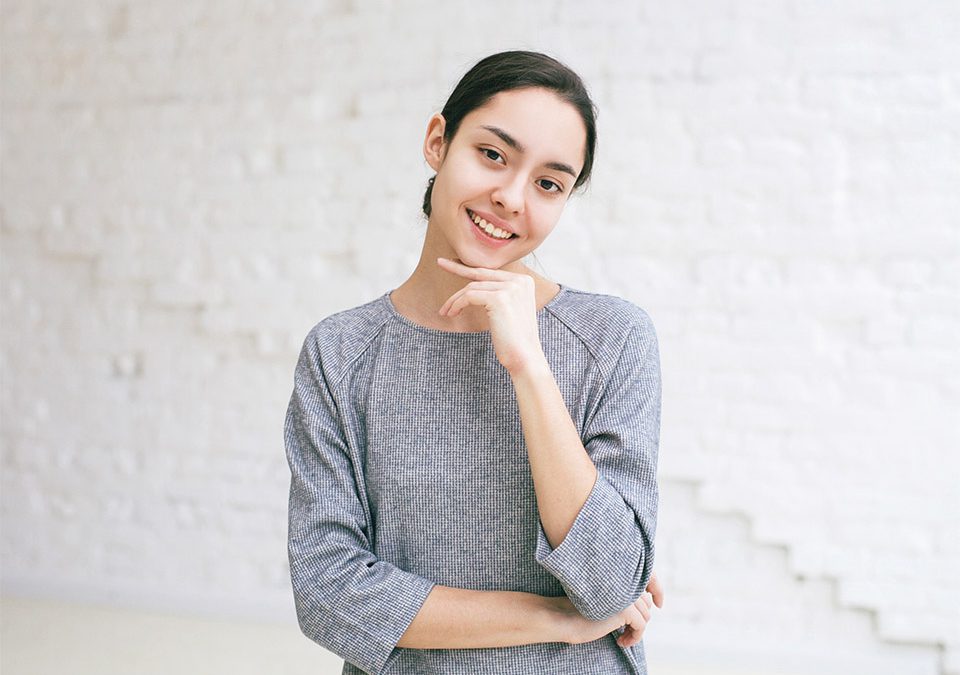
[1,0,957,671]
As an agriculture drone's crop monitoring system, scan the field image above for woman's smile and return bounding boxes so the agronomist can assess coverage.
[466,209,517,248]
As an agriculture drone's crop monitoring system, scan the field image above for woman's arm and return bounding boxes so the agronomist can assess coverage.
[511,315,662,623]
[397,585,658,650]
[396,586,561,649]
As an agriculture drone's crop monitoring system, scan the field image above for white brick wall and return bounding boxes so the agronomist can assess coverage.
[2,0,957,671]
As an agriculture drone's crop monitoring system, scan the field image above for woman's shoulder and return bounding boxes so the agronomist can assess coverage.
[552,284,656,338]
[545,284,659,371]
[297,293,393,376]
[310,293,390,338]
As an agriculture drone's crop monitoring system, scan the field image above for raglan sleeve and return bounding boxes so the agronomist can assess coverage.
[284,326,436,674]
[533,310,662,622]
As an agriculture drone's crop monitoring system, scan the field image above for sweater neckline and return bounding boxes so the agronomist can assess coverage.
[381,283,568,336]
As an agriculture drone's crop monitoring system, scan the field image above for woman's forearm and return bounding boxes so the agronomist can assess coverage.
[396,585,566,649]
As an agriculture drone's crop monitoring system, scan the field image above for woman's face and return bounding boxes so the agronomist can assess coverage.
[423,87,587,269]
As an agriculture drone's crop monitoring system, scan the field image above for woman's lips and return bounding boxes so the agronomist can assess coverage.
[466,209,516,246]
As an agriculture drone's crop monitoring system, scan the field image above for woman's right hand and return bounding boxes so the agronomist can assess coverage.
[547,571,664,648]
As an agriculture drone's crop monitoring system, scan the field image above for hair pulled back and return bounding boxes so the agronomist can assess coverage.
[421,50,598,218]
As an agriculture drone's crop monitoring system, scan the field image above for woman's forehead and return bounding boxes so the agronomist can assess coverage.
[460,89,586,170]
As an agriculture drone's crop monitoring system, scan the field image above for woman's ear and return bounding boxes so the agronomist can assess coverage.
[423,112,447,172]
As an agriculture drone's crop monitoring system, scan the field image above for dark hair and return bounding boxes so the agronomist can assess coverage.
[421,50,598,218]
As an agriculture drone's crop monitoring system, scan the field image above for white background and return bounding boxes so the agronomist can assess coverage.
[2,1,958,673]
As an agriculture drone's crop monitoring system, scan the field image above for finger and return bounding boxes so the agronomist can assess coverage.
[439,282,505,315]
[627,598,651,624]
[620,630,642,648]
[615,626,634,648]
[647,572,664,609]
[624,604,646,630]
[627,625,646,647]
[438,281,505,315]
[446,289,499,317]
[618,621,646,648]
[436,257,514,281]
[631,597,651,622]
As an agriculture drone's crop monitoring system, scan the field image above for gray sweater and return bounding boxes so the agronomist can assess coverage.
[284,283,661,674]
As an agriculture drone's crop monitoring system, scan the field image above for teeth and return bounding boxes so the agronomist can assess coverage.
[470,211,513,239]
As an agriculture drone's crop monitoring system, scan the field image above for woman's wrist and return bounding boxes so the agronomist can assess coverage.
[532,594,577,644]
[506,352,552,380]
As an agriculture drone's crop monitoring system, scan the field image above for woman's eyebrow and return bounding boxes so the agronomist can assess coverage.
[479,124,578,179]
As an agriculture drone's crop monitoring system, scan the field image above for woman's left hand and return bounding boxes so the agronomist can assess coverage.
[436,257,548,376]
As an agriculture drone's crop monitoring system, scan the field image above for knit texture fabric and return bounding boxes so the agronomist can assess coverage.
[284,283,661,674]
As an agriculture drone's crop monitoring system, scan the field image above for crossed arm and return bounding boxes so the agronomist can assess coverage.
[286,315,662,672]
[399,331,664,650]
[397,573,663,650]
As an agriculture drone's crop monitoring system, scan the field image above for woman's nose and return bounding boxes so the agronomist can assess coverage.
[491,174,526,215]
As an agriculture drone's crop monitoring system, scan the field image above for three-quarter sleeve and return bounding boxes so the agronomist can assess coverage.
[533,315,661,622]
[285,328,436,674]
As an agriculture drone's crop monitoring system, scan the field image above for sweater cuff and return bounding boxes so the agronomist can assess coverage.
[534,472,639,617]
[333,573,437,675]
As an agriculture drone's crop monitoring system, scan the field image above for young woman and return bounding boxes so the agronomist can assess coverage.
[285,50,664,674]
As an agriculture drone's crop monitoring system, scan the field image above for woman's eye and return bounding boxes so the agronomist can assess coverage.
[539,179,563,193]
[481,148,504,164]
[479,147,562,193]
